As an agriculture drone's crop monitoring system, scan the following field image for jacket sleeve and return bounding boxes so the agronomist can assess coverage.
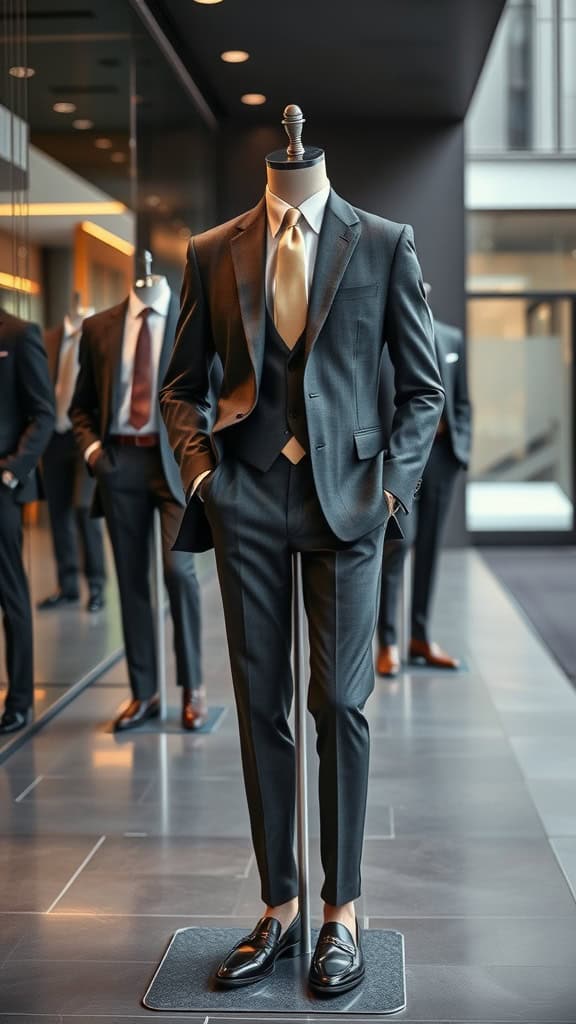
[381,225,445,512]
[69,325,102,457]
[453,330,472,467]
[159,239,217,496]
[0,322,55,482]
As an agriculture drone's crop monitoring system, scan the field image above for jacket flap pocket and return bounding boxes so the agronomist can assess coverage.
[337,283,379,301]
[353,425,387,460]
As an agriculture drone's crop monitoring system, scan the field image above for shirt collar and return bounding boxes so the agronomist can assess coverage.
[63,314,82,339]
[265,182,331,239]
[129,277,171,319]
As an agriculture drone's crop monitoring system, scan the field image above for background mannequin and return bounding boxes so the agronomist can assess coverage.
[39,293,106,613]
[69,256,207,733]
[377,282,471,674]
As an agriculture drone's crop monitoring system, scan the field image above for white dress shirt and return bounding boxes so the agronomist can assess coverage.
[84,279,171,464]
[264,182,330,314]
[111,278,171,435]
[54,315,81,434]
[192,184,331,498]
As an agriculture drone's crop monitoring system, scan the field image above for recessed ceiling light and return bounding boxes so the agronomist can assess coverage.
[53,101,76,114]
[9,66,35,79]
[73,118,94,130]
[221,50,249,63]
[145,194,161,207]
[110,151,127,164]
[94,137,113,150]
[194,0,224,4]
[241,93,267,106]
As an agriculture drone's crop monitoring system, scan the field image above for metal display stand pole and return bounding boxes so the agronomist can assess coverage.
[153,509,168,722]
[397,548,412,667]
[292,552,312,956]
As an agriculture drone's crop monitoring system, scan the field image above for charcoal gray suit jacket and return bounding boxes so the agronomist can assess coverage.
[0,310,55,504]
[160,189,445,552]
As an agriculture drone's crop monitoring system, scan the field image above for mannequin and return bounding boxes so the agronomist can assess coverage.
[266,106,329,205]
[69,251,207,734]
[160,104,444,995]
[377,282,471,675]
[38,292,104,614]
[133,249,170,308]
[66,290,94,333]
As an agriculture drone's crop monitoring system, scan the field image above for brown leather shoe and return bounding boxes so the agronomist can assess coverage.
[113,697,159,732]
[409,639,460,669]
[182,687,208,731]
[376,644,400,677]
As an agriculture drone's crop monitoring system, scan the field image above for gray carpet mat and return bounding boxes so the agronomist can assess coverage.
[482,547,576,685]
[144,926,406,1015]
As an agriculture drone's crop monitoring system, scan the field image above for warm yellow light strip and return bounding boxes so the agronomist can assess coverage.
[0,271,40,294]
[80,220,135,256]
[0,201,127,216]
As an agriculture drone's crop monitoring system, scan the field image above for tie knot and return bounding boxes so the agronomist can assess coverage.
[139,306,153,320]
[283,207,301,230]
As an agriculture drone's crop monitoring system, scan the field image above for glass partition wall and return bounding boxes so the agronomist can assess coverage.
[467,209,576,542]
[467,293,575,538]
[0,0,217,753]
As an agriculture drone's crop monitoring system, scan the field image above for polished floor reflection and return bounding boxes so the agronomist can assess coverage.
[0,550,575,1021]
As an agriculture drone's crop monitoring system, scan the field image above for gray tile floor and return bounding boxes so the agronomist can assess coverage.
[0,549,575,1021]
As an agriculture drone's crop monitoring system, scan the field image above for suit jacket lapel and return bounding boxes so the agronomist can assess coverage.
[103,301,127,433]
[46,325,64,383]
[230,197,266,392]
[159,293,179,385]
[305,190,361,358]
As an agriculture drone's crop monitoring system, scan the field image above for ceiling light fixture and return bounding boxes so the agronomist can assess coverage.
[80,221,135,257]
[145,194,161,207]
[0,201,126,216]
[110,151,127,164]
[72,118,94,130]
[9,66,35,79]
[221,50,250,63]
[94,137,113,150]
[0,271,40,294]
[53,101,76,114]
[194,0,224,5]
[241,93,267,106]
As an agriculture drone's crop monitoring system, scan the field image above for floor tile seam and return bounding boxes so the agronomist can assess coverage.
[8,911,570,919]
[44,835,107,914]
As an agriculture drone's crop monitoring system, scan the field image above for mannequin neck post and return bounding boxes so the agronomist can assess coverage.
[265,153,329,208]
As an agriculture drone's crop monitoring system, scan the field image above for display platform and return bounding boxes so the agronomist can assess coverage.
[105,706,227,736]
[143,926,406,1015]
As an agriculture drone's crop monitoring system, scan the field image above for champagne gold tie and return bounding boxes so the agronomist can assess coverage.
[274,207,307,465]
[274,207,307,349]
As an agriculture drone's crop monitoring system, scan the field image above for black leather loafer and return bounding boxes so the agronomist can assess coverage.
[215,913,302,988]
[37,591,79,610]
[0,709,29,735]
[309,920,364,995]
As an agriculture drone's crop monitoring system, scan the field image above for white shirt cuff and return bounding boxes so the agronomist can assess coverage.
[84,441,102,463]
[191,469,212,501]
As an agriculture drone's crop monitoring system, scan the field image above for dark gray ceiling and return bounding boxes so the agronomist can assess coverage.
[151,0,506,122]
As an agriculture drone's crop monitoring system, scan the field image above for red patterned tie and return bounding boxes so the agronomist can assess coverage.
[129,307,153,430]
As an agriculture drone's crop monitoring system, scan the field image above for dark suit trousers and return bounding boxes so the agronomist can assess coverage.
[43,431,106,595]
[0,487,33,711]
[378,435,461,646]
[97,445,201,700]
[204,454,385,907]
